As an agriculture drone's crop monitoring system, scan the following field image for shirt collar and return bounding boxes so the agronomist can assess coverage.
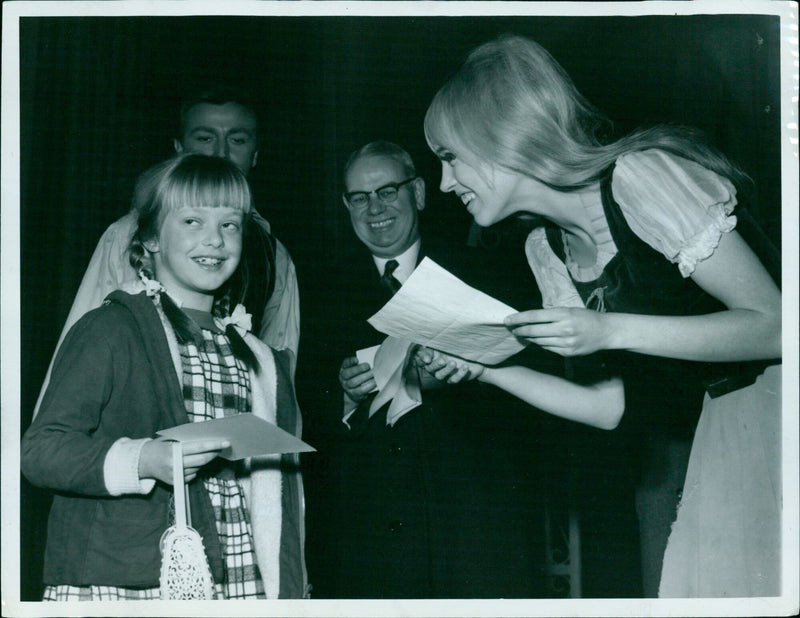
[372,238,421,284]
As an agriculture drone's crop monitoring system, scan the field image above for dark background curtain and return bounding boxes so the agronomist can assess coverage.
[17,14,781,600]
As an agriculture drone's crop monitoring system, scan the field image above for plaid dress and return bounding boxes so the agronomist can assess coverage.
[44,311,264,601]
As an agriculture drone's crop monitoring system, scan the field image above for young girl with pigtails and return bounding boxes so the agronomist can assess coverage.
[22,153,308,600]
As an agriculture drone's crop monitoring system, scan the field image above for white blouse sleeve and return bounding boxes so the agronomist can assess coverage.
[612,149,738,277]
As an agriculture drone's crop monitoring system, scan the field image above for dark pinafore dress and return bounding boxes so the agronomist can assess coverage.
[538,162,780,598]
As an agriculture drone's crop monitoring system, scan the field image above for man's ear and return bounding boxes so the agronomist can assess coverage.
[173,138,184,155]
[413,177,426,212]
[252,150,259,169]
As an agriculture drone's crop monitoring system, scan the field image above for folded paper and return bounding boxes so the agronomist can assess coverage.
[354,337,422,426]
[355,345,380,393]
[368,257,525,365]
[157,414,314,460]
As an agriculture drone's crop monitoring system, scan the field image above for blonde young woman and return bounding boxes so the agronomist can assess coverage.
[417,34,781,597]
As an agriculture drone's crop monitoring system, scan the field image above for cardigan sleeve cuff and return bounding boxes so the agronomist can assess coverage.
[103,437,157,496]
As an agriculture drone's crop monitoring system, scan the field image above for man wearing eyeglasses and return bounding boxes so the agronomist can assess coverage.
[342,157,423,288]
[337,142,426,402]
[302,141,543,599]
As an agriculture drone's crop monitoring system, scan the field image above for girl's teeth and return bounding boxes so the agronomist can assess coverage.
[196,257,222,265]
[460,192,476,205]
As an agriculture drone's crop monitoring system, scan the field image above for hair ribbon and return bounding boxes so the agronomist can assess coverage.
[138,270,166,302]
[215,304,252,337]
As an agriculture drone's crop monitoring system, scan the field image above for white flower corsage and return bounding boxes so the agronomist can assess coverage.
[214,304,252,337]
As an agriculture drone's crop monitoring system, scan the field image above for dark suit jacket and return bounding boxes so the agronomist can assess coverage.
[301,226,549,599]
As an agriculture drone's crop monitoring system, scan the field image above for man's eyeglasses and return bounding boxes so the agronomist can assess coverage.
[343,177,417,210]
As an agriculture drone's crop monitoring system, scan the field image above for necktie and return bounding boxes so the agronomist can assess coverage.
[380,259,402,296]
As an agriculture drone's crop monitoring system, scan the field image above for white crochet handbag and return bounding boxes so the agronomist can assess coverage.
[159,442,215,599]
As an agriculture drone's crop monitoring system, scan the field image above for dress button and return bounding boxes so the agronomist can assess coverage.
[388,443,402,455]
[389,520,403,533]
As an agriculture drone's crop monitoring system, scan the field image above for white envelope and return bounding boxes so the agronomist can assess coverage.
[157,414,315,460]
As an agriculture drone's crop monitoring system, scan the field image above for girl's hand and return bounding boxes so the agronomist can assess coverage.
[139,438,230,484]
[413,347,485,384]
[339,356,377,403]
[504,307,613,356]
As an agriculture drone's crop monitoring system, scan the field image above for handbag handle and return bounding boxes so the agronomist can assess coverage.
[171,442,190,529]
[161,441,213,600]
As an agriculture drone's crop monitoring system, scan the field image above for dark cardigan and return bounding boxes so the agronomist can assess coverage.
[22,291,224,586]
[22,290,306,595]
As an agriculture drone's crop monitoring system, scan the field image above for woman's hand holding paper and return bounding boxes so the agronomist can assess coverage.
[504,307,612,356]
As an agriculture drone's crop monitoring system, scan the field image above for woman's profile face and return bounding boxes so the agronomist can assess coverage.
[433,146,519,227]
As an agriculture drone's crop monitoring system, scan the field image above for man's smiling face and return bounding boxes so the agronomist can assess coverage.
[343,154,424,258]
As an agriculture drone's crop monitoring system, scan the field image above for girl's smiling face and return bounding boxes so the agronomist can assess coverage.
[146,205,243,310]
[434,146,520,228]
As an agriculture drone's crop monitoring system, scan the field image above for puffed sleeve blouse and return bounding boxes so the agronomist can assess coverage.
[525,149,738,309]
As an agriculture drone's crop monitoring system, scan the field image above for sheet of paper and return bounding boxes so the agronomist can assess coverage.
[356,344,380,368]
[355,345,380,393]
[356,336,412,394]
[353,338,422,425]
[367,257,525,365]
[364,337,421,425]
[157,414,315,460]
[384,373,422,427]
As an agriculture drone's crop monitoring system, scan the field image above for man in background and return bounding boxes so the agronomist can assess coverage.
[33,86,300,415]
[301,141,544,598]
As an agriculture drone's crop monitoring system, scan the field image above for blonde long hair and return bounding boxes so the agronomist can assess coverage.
[424,34,748,191]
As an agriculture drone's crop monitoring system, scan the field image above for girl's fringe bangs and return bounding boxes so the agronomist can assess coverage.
[161,171,251,214]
